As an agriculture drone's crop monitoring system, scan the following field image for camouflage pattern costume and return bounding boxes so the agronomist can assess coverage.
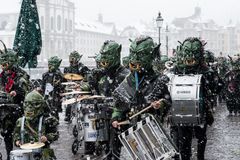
[88,40,129,157]
[63,51,89,121]
[42,56,64,119]
[0,45,30,160]
[13,90,59,160]
[224,56,240,115]
[111,36,171,159]
[171,37,223,160]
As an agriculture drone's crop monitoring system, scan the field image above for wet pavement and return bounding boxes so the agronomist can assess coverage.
[1,102,240,160]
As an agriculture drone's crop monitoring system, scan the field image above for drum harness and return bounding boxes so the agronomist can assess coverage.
[20,116,43,144]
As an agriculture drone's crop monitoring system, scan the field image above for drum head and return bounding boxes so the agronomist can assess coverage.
[80,95,105,104]
[11,149,32,154]
[20,142,45,150]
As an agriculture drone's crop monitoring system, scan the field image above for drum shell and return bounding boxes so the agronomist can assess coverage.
[168,74,204,126]
[10,150,32,160]
[119,115,177,160]
[81,96,112,142]
[83,112,109,142]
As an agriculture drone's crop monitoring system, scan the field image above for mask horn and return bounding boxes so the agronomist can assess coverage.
[0,40,7,53]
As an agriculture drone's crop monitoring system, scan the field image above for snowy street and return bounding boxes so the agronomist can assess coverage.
[1,102,240,160]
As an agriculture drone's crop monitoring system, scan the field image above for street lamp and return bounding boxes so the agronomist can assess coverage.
[166,24,169,57]
[156,12,164,45]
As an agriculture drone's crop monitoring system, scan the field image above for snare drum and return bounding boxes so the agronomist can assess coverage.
[119,115,177,160]
[10,149,32,160]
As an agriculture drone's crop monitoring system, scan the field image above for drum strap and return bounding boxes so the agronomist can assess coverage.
[20,116,43,143]
[38,116,43,142]
[20,116,25,144]
[134,71,144,91]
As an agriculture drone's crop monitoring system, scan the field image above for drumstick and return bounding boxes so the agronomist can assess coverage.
[118,105,153,126]
[117,99,165,126]
[129,105,153,120]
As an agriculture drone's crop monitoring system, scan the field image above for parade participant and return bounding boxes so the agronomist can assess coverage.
[204,50,220,111]
[63,51,89,122]
[42,56,64,120]
[13,90,59,160]
[89,40,129,96]
[63,50,89,79]
[224,55,240,115]
[111,36,171,159]
[87,40,129,157]
[171,37,223,160]
[216,53,229,103]
[0,42,30,160]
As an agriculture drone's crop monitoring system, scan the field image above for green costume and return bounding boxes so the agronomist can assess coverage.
[224,56,240,115]
[89,40,129,96]
[87,40,129,157]
[0,44,30,160]
[63,51,90,121]
[13,90,59,160]
[171,37,223,160]
[111,36,171,159]
[42,56,64,119]
[63,50,89,79]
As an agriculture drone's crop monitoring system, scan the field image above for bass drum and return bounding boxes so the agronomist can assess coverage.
[168,74,204,126]
[119,115,178,160]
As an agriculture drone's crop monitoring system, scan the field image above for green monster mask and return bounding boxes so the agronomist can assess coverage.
[153,55,169,73]
[204,50,215,65]
[122,56,130,68]
[0,49,18,71]
[48,56,62,72]
[24,90,46,120]
[129,36,156,73]
[99,40,121,71]
[176,37,204,69]
[229,55,240,70]
[69,51,82,67]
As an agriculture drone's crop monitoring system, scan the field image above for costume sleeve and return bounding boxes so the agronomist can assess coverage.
[13,118,22,145]
[45,116,59,143]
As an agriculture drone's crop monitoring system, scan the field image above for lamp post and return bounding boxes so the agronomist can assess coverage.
[166,24,169,57]
[156,12,164,45]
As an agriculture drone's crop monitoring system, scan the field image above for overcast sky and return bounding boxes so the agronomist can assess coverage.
[0,0,239,28]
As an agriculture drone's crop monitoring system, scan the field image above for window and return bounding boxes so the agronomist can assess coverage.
[57,15,61,31]
[69,20,72,32]
[51,17,54,30]
[65,19,68,31]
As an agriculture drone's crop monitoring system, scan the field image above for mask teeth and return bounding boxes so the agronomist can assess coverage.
[130,62,141,72]
[25,112,34,117]
[100,61,108,68]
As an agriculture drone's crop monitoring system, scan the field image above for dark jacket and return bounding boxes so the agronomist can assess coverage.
[0,66,30,106]
[42,69,64,111]
[112,69,171,123]
[89,66,130,96]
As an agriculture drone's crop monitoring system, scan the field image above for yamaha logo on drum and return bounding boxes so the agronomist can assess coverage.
[177,90,191,94]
